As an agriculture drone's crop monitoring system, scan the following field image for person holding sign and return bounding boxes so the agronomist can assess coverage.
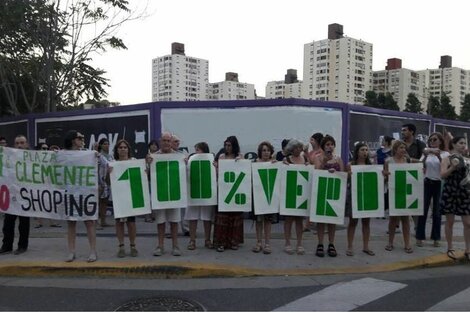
[346,142,374,256]
[440,136,470,261]
[0,135,31,255]
[283,139,310,255]
[185,142,216,250]
[213,136,244,252]
[383,140,413,254]
[313,135,344,257]
[97,138,114,229]
[64,130,97,262]
[112,139,139,258]
[149,132,183,257]
[416,132,449,248]
[252,141,276,254]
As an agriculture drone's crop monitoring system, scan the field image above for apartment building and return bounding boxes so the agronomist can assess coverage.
[151,43,209,102]
[302,23,373,104]
[207,72,255,100]
[265,69,303,99]
[372,58,421,110]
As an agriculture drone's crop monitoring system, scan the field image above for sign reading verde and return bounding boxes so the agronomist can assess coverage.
[252,162,281,215]
[188,153,217,206]
[351,165,385,218]
[109,159,151,219]
[218,159,252,212]
[0,147,98,221]
[310,170,347,225]
[388,163,424,216]
[279,165,312,217]
[150,153,187,210]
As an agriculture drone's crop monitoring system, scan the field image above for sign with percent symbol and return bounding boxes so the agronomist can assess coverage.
[310,170,348,225]
[388,163,424,216]
[218,159,252,212]
[252,162,281,215]
[351,165,385,218]
[187,153,217,206]
[150,153,188,210]
[109,159,151,218]
[279,164,313,217]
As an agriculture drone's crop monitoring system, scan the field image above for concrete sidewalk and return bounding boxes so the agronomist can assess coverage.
[0,215,467,278]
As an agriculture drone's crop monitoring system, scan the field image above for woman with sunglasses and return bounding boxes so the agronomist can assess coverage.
[64,130,97,262]
[416,132,449,248]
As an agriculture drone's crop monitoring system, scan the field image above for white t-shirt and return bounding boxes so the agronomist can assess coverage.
[421,151,450,180]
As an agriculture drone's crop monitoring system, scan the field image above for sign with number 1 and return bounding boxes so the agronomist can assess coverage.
[109,159,151,218]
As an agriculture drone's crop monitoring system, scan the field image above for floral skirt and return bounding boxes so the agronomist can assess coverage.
[213,212,244,247]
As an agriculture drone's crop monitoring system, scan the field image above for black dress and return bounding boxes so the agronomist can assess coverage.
[440,164,470,216]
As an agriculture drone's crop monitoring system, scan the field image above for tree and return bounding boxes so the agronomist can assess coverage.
[427,96,441,117]
[382,92,400,111]
[440,93,457,120]
[0,0,143,116]
[459,94,470,122]
[404,93,423,113]
[364,90,379,108]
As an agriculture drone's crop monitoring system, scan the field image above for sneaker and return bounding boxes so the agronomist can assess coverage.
[153,246,164,256]
[172,246,181,256]
[130,246,138,257]
[13,248,27,255]
[117,245,126,258]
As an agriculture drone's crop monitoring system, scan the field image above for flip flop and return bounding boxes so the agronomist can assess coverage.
[405,247,413,254]
[385,245,394,251]
[362,249,375,256]
[346,249,354,256]
[447,249,457,260]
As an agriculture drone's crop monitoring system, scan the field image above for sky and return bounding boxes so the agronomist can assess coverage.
[91,0,470,106]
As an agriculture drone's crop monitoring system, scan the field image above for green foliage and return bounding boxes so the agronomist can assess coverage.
[364,90,379,108]
[427,96,441,117]
[382,92,399,111]
[459,94,470,122]
[404,93,423,113]
[440,93,457,120]
[0,0,134,116]
[364,90,399,111]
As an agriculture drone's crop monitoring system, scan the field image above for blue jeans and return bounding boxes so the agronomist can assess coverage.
[416,178,442,241]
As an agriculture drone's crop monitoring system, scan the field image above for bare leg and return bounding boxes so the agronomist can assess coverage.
[388,216,398,247]
[295,217,303,248]
[264,219,272,246]
[67,221,77,253]
[361,218,371,251]
[127,221,136,246]
[115,221,125,245]
[347,218,358,251]
[445,214,455,251]
[170,222,179,248]
[203,220,212,242]
[402,216,411,250]
[327,223,336,244]
[461,215,470,254]
[157,223,165,248]
[317,223,325,245]
[189,220,198,242]
[284,216,293,247]
[255,220,263,244]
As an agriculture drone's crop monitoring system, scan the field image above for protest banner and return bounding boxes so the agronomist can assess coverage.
[351,165,385,218]
[109,159,151,218]
[0,147,98,221]
[218,159,252,212]
[252,162,281,215]
[187,153,217,206]
[310,170,347,225]
[279,164,312,217]
[388,163,424,216]
[150,153,188,210]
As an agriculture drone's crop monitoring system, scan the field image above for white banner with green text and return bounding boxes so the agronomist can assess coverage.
[388,163,424,216]
[187,153,217,206]
[279,164,312,217]
[351,165,385,218]
[252,162,282,215]
[218,159,252,212]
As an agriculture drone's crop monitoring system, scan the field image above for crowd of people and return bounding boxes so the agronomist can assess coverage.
[1,122,470,263]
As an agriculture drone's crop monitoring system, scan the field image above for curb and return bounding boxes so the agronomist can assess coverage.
[0,251,464,279]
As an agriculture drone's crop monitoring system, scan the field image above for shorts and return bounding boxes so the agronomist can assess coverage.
[155,208,181,224]
[115,216,136,223]
[184,205,215,221]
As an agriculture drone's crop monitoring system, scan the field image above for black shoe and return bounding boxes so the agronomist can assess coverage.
[13,248,27,255]
[0,247,13,255]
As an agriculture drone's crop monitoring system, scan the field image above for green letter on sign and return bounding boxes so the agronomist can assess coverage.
[156,161,181,201]
[258,168,278,205]
[190,160,212,199]
[224,171,246,205]
[395,170,418,209]
[118,167,144,209]
[316,177,340,217]
[357,172,378,211]
[285,171,308,210]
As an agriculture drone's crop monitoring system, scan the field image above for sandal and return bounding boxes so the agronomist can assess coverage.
[385,244,394,251]
[296,246,305,255]
[327,243,337,257]
[187,240,196,250]
[346,249,354,256]
[284,245,294,255]
[216,245,225,252]
[315,244,325,257]
[447,249,457,260]
[252,243,262,253]
[263,244,272,254]
[87,252,97,263]
[404,247,413,254]
[362,249,375,256]
[204,240,214,249]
